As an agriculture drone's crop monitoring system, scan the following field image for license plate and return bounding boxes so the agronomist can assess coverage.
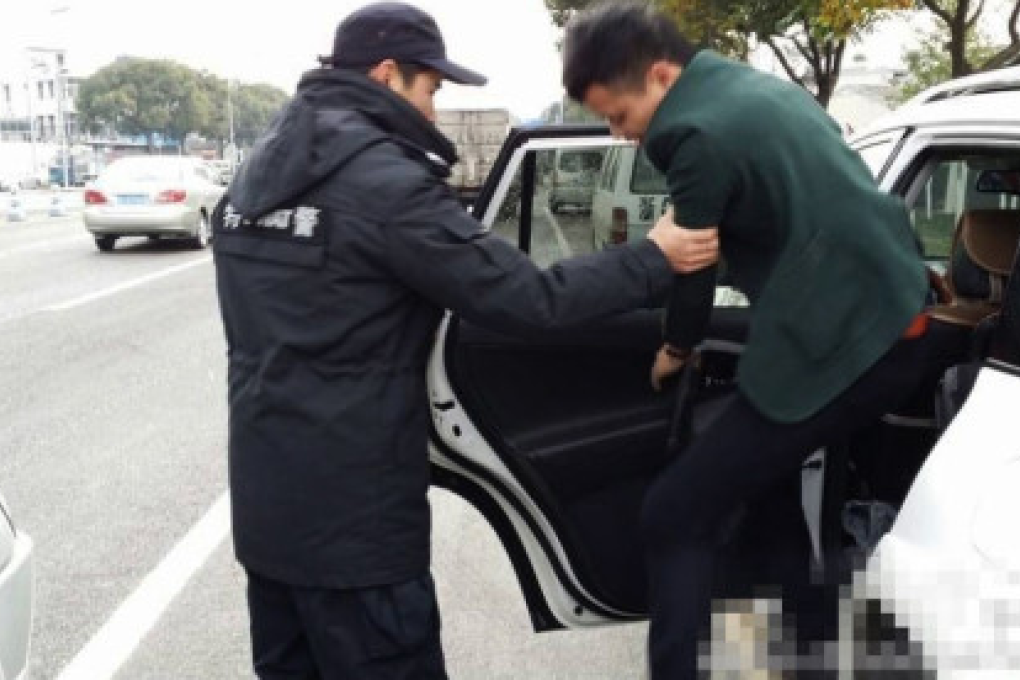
[116,194,149,206]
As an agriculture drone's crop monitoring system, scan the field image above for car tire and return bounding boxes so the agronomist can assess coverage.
[191,213,211,250]
[95,235,117,252]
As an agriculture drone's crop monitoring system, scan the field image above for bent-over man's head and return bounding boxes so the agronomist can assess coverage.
[319,2,486,122]
[563,2,697,142]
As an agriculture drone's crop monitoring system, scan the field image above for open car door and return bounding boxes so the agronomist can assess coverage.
[426,126,757,631]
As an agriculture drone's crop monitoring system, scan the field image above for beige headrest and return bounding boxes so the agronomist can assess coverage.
[960,210,1020,276]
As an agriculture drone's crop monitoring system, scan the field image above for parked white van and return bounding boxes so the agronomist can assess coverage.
[546,147,604,214]
[590,144,670,250]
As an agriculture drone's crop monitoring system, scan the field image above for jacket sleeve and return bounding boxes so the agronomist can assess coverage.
[651,128,736,349]
[383,178,674,336]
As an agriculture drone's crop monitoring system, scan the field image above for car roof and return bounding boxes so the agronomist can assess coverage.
[901,65,1020,107]
[851,89,1020,141]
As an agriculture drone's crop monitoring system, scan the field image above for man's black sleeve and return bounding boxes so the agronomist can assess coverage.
[383,178,674,335]
[663,266,717,349]
[654,129,736,350]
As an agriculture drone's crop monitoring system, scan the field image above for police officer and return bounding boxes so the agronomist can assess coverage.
[563,3,936,679]
[212,3,708,678]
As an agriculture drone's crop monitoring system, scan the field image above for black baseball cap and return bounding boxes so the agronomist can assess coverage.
[319,2,487,86]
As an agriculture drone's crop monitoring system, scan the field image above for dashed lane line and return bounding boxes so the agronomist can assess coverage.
[43,255,212,312]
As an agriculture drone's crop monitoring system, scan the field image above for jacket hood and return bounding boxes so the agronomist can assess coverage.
[228,69,458,217]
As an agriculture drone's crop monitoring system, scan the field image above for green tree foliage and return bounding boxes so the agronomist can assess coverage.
[543,0,911,108]
[231,84,290,146]
[198,79,289,147]
[77,57,209,146]
[895,27,1001,101]
[917,0,1020,77]
[77,57,289,148]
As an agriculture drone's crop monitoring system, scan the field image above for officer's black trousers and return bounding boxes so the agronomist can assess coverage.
[246,569,448,680]
[639,331,943,679]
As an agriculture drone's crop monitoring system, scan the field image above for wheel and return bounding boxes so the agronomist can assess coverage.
[191,213,211,249]
[95,235,117,252]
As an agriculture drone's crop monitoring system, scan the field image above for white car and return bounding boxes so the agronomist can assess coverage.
[0,491,33,680]
[429,70,1020,675]
[82,156,226,252]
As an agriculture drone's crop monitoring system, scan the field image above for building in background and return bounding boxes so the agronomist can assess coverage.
[0,49,83,187]
[824,55,906,135]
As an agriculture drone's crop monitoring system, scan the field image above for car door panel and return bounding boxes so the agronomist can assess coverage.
[431,125,752,622]
[445,304,747,613]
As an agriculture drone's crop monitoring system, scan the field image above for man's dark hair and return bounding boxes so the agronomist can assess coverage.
[563,1,697,102]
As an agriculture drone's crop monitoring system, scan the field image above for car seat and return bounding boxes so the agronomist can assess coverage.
[823,210,1020,578]
[929,209,1020,425]
[928,209,1020,329]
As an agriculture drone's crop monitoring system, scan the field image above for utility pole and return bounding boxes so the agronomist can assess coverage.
[227,79,237,171]
[56,51,69,187]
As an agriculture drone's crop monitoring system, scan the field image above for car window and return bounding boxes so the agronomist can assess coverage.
[599,148,618,192]
[630,147,669,195]
[101,158,186,182]
[855,139,896,178]
[490,142,747,308]
[558,150,603,173]
[907,151,1020,261]
[491,146,610,269]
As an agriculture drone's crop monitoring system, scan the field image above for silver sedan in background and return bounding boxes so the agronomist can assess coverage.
[82,156,225,252]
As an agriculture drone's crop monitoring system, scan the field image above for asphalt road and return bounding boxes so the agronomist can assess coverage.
[0,208,650,679]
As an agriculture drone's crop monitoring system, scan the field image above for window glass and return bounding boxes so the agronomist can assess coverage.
[908,152,1020,261]
[630,147,669,195]
[557,150,604,173]
[491,147,608,269]
[599,148,617,192]
[489,142,747,307]
[855,139,896,178]
[101,158,187,183]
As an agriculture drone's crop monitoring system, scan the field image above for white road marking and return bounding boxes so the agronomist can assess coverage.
[54,492,231,680]
[43,256,212,312]
[542,206,573,257]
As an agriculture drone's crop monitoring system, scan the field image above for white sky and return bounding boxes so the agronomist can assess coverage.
[0,0,564,121]
[0,1,1013,120]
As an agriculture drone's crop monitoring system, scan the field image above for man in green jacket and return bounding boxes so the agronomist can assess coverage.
[564,3,932,678]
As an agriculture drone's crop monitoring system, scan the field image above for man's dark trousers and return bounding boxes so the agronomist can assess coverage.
[639,331,943,679]
[246,570,448,680]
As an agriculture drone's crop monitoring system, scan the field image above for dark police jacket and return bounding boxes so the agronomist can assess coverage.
[212,69,673,589]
